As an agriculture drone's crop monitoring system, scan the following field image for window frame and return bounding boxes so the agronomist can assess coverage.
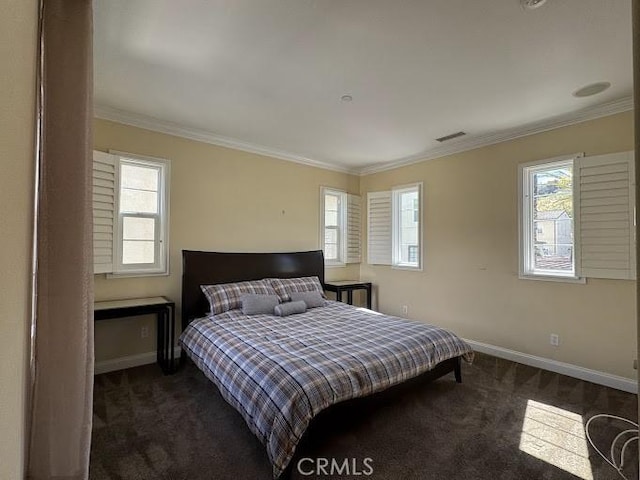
[110,151,170,277]
[392,182,423,270]
[518,153,585,283]
[320,187,347,267]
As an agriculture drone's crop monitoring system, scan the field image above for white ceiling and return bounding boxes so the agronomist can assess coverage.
[94,0,633,173]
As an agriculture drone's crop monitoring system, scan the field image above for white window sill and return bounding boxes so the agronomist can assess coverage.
[519,273,586,284]
[392,264,422,272]
[106,270,170,279]
[325,262,346,268]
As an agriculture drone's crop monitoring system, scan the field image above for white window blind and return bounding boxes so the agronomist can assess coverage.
[320,188,361,265]
[367,191,392,265]
[577,151,636,280]
[93,150,117,274]
[92,150,170,276]
[346,193,361,264]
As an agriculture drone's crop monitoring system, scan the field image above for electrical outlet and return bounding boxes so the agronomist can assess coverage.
[141,326,149,339]
[401,305,408,315]
[550,333,559,347]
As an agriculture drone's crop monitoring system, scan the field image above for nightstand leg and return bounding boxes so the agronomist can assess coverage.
[168,304,175,373]
[366,285,372,310]
[156,311,164,368]
[163,308,169,374]
[347,290,353,305]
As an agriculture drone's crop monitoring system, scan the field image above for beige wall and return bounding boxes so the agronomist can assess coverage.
[97,113,637,379]
[360,111,636,379]
[94,119,360,362]
[0,1,37,478]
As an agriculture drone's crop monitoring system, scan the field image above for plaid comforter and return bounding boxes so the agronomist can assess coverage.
[179,301,473,477]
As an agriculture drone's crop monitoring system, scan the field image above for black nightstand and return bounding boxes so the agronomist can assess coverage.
[324,281,372,310]
[94,296,176,374]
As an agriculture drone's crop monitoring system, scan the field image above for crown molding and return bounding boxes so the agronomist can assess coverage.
[358,96,634,175]
[94,105,358,175]
[96,97,633,178]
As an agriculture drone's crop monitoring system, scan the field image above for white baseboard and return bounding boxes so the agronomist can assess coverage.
[464,339,638,394]
[95,347,182,375]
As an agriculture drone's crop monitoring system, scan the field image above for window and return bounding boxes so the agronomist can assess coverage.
[322,188,345,264]
[520,158,576,278]
[408,245,418,264]
[320,187,361,266]
[92,150,170,276]
[392,183,422,269]
[519,151,636,281]
[367,183,423,269]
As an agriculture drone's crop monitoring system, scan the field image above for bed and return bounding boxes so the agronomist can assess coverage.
[179,250,473,478]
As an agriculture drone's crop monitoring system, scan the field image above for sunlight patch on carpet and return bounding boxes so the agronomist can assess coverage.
[519,400,593,480]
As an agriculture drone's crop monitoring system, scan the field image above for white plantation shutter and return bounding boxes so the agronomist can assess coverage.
[367,191,392,265]
[577,151,635,280]
[346,194,361,263]
[93,150,117,274]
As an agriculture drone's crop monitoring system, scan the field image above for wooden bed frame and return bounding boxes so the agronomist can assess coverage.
[181,249,465,477]
[180,249,461,382]
[181,249,325,329]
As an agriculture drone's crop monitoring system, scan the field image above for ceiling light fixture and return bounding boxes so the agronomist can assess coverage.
[572,82,611,98]
[520,0,548,10]
[340,95,353,102]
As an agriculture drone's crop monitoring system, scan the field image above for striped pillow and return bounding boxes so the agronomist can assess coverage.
[201,280,277,315]
[267,276,326,303]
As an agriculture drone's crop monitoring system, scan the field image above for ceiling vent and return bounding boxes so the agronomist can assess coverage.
[435,131,466,142]
[521,0,548,10]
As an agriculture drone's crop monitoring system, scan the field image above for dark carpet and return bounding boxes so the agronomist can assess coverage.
[90,353,638,480]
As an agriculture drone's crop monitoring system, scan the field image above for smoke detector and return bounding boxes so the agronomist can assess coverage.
[521,0,548,10]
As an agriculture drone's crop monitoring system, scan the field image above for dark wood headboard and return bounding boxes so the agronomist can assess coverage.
[181,250,325,329]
